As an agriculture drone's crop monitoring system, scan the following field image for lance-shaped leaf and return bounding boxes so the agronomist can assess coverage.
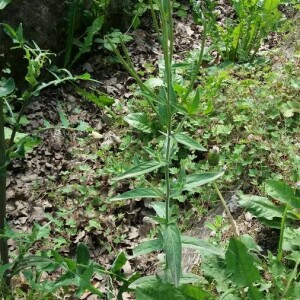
[111,252,127,273]
[110,188,162,201]
[163,224,182,287]
[131,239,163,258]
[0,0,12,10]
[112,160,165,181]
[183,171,224,191]
[173,133,207,151]
[181,236,224,256]
[265,180,300,209]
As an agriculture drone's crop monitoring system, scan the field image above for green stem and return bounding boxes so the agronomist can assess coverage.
[107,38,159,115]
[0,99,9,265]
[282,260,300,297]
[277,205,288,262]
[213,182,238,237]
[8,92,31,148]
[160,0,173,224]
[149,0,160,38]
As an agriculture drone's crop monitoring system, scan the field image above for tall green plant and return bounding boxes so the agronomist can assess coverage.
[108,0,227,295]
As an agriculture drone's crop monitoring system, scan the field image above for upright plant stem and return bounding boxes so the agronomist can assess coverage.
[0,99,8,265]
[149,0,160,38]
[160,0,173,224]
[277,205,288,262]
[213,182,238,237]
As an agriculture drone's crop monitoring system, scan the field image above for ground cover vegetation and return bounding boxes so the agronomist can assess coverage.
[0,0,299,299]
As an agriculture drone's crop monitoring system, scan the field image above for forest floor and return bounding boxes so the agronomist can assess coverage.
[5,2,300,299]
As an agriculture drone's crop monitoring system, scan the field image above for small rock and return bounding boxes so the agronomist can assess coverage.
[245,212,253,222]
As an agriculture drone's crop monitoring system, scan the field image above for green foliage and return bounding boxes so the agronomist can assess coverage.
[225,238,262,299]
[64,0,109,67]
[0,0,11,10]
[192,0,283,62]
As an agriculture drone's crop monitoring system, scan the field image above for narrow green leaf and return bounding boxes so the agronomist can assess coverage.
[112,160,165,181]
[183,172,224,191]
[132,239,163,258]
[75,264,94,297]
[76,243,90,275]
[71,16,104,67]
[74,85,114,108]
[110,188,162,201]
[58,110,69,128]
[225,238,261,287]
[173,133,207,151]
[188,88,200,115]
[0,0,11,9]
[76,243,90,266]
[64,0,82,67]
[265,180,300,209]
[0,264,12,280]
[181,236,224,256]
[163,224,182,287]
[111,252,127,273]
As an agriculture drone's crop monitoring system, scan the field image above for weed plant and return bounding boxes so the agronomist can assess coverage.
[192,0,283,62]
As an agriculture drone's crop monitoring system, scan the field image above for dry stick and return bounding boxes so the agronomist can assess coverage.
[213,182,239,237]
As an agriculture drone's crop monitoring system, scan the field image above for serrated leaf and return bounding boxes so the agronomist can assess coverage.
[132,239,163,258]
[110,188,162,201]
[112,160,165,181]
[265,180,300,209]
[0,77,15,97]
[226,238,261,287]
[58,110,69,127]
[183,172,224,191]
[163,224,182,287]
[173,133,206,151]
[74,85,114,108]
[181,236,224,256]
[124,113,152,133]
[238,194,299,228]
